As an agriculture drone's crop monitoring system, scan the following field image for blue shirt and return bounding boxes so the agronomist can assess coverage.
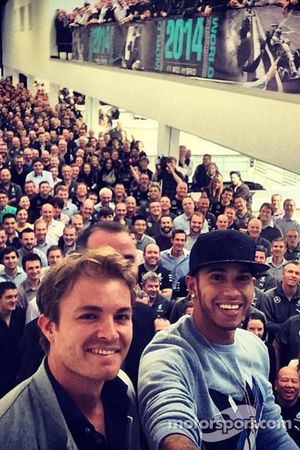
[172,213,191,233]
[0,267,26,286]
[160,248,189,289]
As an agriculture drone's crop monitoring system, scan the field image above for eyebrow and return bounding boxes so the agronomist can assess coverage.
[74,305,132,313]
[124,254,135,262]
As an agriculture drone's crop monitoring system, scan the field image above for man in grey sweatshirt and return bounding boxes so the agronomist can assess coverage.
[138,230,298,450]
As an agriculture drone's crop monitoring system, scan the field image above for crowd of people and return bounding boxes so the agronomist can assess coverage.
[54,0,300,44]
[0,76,300,448]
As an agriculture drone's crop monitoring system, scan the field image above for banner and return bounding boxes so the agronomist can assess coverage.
[72,6,300,93]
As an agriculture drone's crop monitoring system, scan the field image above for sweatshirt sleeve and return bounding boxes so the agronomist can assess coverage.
[138,337,202,450]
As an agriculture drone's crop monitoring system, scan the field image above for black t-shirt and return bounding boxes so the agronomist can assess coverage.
[277,397,300,447]
[276,315,300,366]
[138,264,173,290]
[170,197,183,216]
[0,307,25,397]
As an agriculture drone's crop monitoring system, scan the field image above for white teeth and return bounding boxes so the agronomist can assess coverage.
[219,304,240,310]
[89,349,116,355]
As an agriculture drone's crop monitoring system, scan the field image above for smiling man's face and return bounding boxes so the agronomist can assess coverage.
[187,263,254,344]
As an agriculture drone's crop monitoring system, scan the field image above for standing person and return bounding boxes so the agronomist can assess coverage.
[275,367,300,447]
[284,229,300,261]
[211,187,234,218]
[138,243,173,299]
[156,157,183,200]
[160,229,189,289]
[170,181,188,216]
[215,214,229,230]
[0,190,17,225]
[18,228,48,267]
[266,238,288,281]
[261,260,300,342]
[25,158,54,191]
[276,199,300,236]
[271,194,284,220]
[138,230,298,450]
[230,170,252,211]
[40,203,64,245]
[10,154,30,192]
[2,213,21,249]
[17,253,42,310]
[192,154,212,191]
[234,196,255,230]
[173,196,195,234]
[0,281,25,398]
[30,181,54,222]
[0,249,140,450]
[0,247,26,286]
[185,212,205,251]
[197,196,214,231]
[258,203,282,243]
[142,272,172,320]
[132,215,155,252]
[34,219,50,256]
[154,215,173,251]
[0,168,22,207]
[58,224,77,255]
[246,219,271,256]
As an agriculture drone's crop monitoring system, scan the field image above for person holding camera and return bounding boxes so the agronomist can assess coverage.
[154,157,183,200]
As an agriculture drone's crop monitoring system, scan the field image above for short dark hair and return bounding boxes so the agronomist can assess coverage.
[47,245,63,257]
[39,181,50,188]
[131,215,147,226]
[0,246,19,263]
[271,237,285,246]
[98,206,114,218]
[22,253,42,271]
[2,213,16,223]
[52,197,64,209]
[221,187,234,195]
[256,245,267,255]
[19,227,35,239]
[230,171,241,180]
[172,229,186,240]
[159,214,173,224]
[259,202,273,214]
[0,281,17,297]
[32,158,43,166]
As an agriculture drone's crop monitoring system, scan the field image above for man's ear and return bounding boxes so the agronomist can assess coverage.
[185,275,197,299]
[38,314,55,344]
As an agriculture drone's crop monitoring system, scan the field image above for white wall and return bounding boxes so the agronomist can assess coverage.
[3,0,300,174]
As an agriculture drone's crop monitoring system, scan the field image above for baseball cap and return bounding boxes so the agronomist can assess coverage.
[189,230,269,276]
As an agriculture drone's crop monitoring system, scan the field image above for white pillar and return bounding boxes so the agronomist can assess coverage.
[169,128,180,159]
[48,82,60,108]
[85,96,99,134]
[12,69,19,86]
[26,74,35,93]
[157,123,179,158]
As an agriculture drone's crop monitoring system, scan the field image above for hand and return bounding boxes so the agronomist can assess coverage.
[201,5,212,16]
[166,162,174,172]
[154,318,171,332]
[228,0,243,7]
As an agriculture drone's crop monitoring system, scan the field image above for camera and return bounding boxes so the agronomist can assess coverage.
[156,156,169,172]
